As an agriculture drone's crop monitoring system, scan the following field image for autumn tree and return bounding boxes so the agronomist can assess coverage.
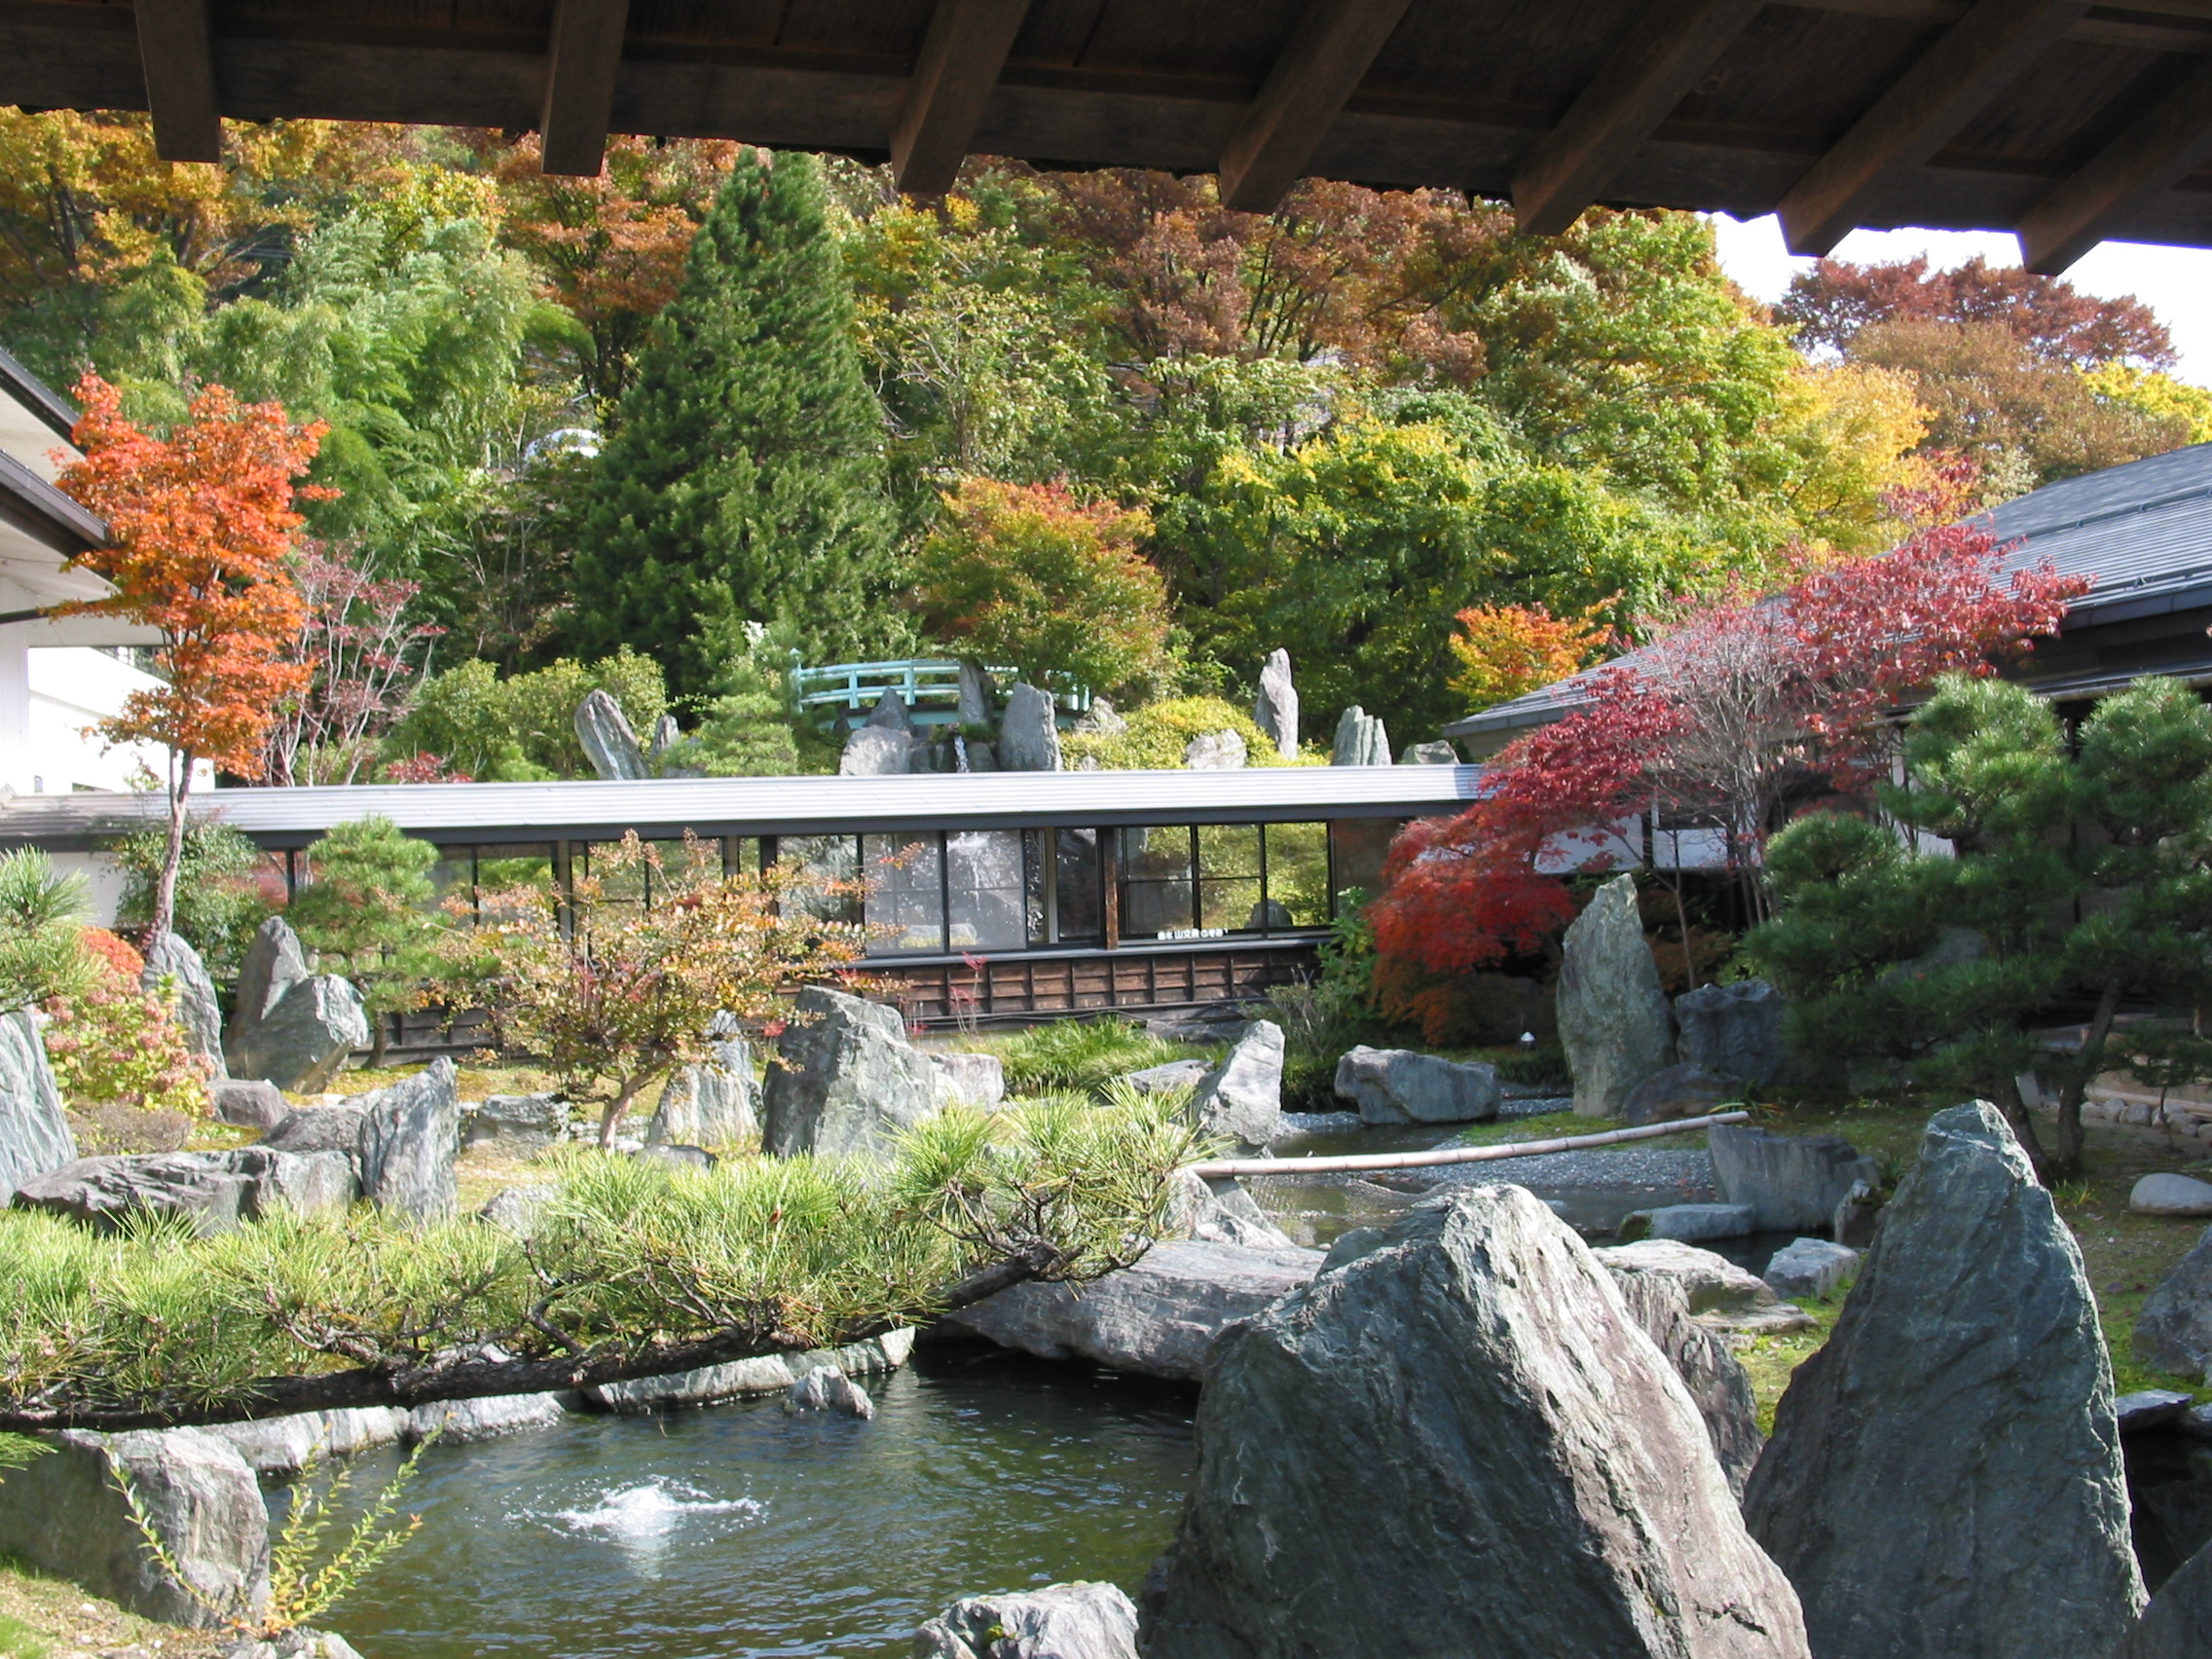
[1449,602,1613,713]
[264,543,442,787]
[54,376,324,942]
[1778,254,2174,367]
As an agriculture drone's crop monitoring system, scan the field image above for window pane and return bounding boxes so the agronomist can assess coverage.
[947,830,1025,952]
[1051,828,1102,944]
[472,843,556,924]
[865,834,943,954]
[1121,826,1194,940]
[1266,823,1330,927]
[645,839,697,905]
[1199,876,1263,933]
[1329,819,1402,915]
[1196,823,1262,933]
[782,834,861,927]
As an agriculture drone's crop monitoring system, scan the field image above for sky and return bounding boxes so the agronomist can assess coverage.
[1709,214,2212,387]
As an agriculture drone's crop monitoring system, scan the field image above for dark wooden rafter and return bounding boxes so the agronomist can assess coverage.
[1512,0,1765,237]
[539,0,632,177]
[1216,0,1414,214]
[1777,0,2089,256]
[2017,55,2212,274]
[891,0,1035,198]
[132,0,221,163]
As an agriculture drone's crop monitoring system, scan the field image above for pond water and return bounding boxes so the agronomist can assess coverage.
[306,1344,1196,1659]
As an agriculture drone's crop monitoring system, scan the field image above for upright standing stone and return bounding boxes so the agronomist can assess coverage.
[646,712,682,759]
[1675,978,1789,1086]
[229,916,311,1046]
[574,687,648,780]
[1139,1188,1809,1659]
[140,933,225,1080]
[761,986,937,1158]
[227,975,369,1092]
[838,724,912,775]
[956,661,995,726]
[357,1057,461,1224]
[865,689,914,734]
[1708,1124,1881,1233]
[1743,1102,2144,1659]
[1330,707,1390,765]
[999,682,1062,772]
[0,1007,74,1203]
[1556,875,1674,1118]
[1252,649,1298,759]
[1182,730,1246,769]
[647,1037,758,1149]
[1190,1020,1284,1152]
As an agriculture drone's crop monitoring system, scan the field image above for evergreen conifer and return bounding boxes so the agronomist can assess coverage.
[569,149,901,700]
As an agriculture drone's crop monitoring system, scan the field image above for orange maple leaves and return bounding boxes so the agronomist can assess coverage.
[52,373,327,778]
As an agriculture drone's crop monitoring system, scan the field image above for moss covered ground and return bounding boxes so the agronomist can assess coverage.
[0,1558,215,1658]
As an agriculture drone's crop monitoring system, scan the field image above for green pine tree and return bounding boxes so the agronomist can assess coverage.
[569,149,903,701]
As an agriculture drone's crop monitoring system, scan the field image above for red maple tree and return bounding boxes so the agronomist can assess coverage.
[53,374,327,940]
[1368,522,2085,1033]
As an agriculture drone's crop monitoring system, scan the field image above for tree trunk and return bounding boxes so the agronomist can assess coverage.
[598,1072,661,1149]
[149,748,195,944]
[1994,1071,2052,1185]
[368,1011,389,1069]
[2051,980,2123,1181]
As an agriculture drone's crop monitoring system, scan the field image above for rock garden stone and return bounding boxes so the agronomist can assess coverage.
[0,1006,74,1203]
[955,661,994,725]
[229,917,310,1045]
[261,1103,369,1161]
[478,1181,555,1238]
[208,1408,410,1477]
[838,723,912,776]
[2132,1172,2212,1216]
[1121,1058,1211,1094]
[762,986,937,1159]
[2117,1389,2195,1434]
[585,1329,915,1413]
[865,688,914,734]
[950,1239,1322,1382]
[1673,977,1788,1086]
[1329,705,1389,765]
[1592,1237,1780,1316]
[357,1058,460,1223]
[574,687,647,780]
[635,1142,715,1170]
[1762,1236,1860,1300]
[1182,728,1246,769]
[2111,1534,2212,1659]
[406,1392,571,1443]
[646,1039,756,1148]
[1618,1061,1735,1125]
[227,975,369,1093]
[1331,1046,1499,1124]
[1556,874,1675,1119]
[211,1079,289,1132]
[1252,648,1298,759]
[222,1628,365,1659]
[1165,1168,1297,1250]
[785,1368,874,1418]
[1832,1177,1882,1247]
[12,1147,353,1233]
[1139,1188,1808,1659]
[917,1582,1140,1659]
[141,932,225,1077]
[1398,740,1458,764]
[999,682,1062,772]
[931,1051,1005,1109]
[1190,1020,1285,1152]
[462,1091,567,1154]
[1744,1101,2144,1659]
[2135,1223,2212,1378]
[1605,1261,1764,1496]
[1621,1202,1756,1243]
[1709,1122,1880,1234]
[1072,698,1125,737]
[0,1427,269,1626]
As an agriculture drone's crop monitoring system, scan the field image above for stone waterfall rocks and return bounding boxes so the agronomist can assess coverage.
[0,1427,270,1627]
[0,1007,74,1203]
[761,986,937,1158]
[227,975,369,1093]
[1742,1102,2144,1659]
[1252,648,1298,759]
[646,1036,757,1149]
[999,682,1063,772]
[357,1057,461,1223]
[956,661,995,726]
[141,932,226,1078]
[1708,1123,1881,1234]
[1557,874,1675,1118]
[917,1582,1141,1659]
[2135,1222,2212,1378]
[1138,1187,1808,1659]
[1189,1019,1284,1152]
[1181,729,1246,769]
[1674,977,1789,1087]
[229,917,311,1047]
[1330,706,1389,765]
[1331,1046,1499,1124]
[574,687,648,780]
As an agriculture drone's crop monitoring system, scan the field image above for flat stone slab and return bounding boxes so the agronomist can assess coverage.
[208,1408,410,1476]
[1591,1238,1779,1315]
[585,1329,916,1413]
[2132,1173,2212,1217]
[1625,1203,1756,1243]
[1763,1237,1861,1301]
[2117,1389,2195,1434]
[1122,1059,1212,1094]
[408,1392,571,1443]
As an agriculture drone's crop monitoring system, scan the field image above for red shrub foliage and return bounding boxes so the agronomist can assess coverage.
[79,927,145,982]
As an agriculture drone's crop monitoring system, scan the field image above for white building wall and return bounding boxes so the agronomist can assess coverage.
[16,646,206,796]
[50,848,129,929]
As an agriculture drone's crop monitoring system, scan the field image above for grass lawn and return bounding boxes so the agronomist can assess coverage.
[0,1559,216,1658]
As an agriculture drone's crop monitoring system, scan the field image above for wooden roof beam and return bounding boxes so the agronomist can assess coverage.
[134,0,221,163]
[2017,57,2212,274]
[1217,0,1415,214]
[891,0,1034,198]
[1512,0,1765,237]
[539,0,631,178]
[1777,0,2087,257]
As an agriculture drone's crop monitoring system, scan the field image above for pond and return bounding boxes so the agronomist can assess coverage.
[306,1344,1197,1659]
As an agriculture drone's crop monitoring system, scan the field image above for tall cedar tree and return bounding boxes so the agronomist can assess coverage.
[569,149,900,700]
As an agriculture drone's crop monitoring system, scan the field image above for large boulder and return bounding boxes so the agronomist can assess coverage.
[1331,1046,1499,1124]
[1556,874,1674,1119]
[1252,649,1298,759]
[931,1051,1006,1110]
[947,1239,1322,1382]
[207,1407,410,1477]
[1622,1203,1756,1243]
[1619,1062,1735,1125]
[2135,1223,2212,1379]
[1122,1058,1211,1095]
[1605,1263,1764,1497]
[261,1103,369,1162]
[1762,1237,1860,1301]
[229,917,311,1046]
[0,1427,269,1627]
[1165,1169,1297,1250]
[999,682,1062,772]
[406,1392,570,1443]
[2112,1534,2212,1659]
[956,662,995,726]
[1673,978,1788,1087]
[1139,1188,1807,1659]
[211,1079,290,1132]
[141,932,225,1079]
[1182,729,1246,769]
[1743,1102,2144,1659]
[1399,740,1458,764]
[2132,1173,2212,1217]
[574,686,648,780]
[647,1038,756,1148]
[462,1091,568,1155]
[917,1582,1140,1659]
[358,1058,461,1223]
[761,986,937,1159]
[1709,1123,1880,1234]
[1189,1020,1284,1152]
[0,1007,74,1203]
[1330,706,1389,765]
[12,1147,354,1233]
[227,975,369,1093]
[1591,1237,1781,1317]
[839,724,912,776]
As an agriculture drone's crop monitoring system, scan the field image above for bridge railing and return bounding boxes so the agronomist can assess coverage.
[788,656,1091,729]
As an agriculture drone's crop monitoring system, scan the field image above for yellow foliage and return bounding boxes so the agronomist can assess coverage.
[1775,362,1933,553]
[2081,363,2212,444]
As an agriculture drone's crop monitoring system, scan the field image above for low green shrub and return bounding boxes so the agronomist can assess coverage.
[1493,1042,1570,1090]
[995,1018,1191,1094]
